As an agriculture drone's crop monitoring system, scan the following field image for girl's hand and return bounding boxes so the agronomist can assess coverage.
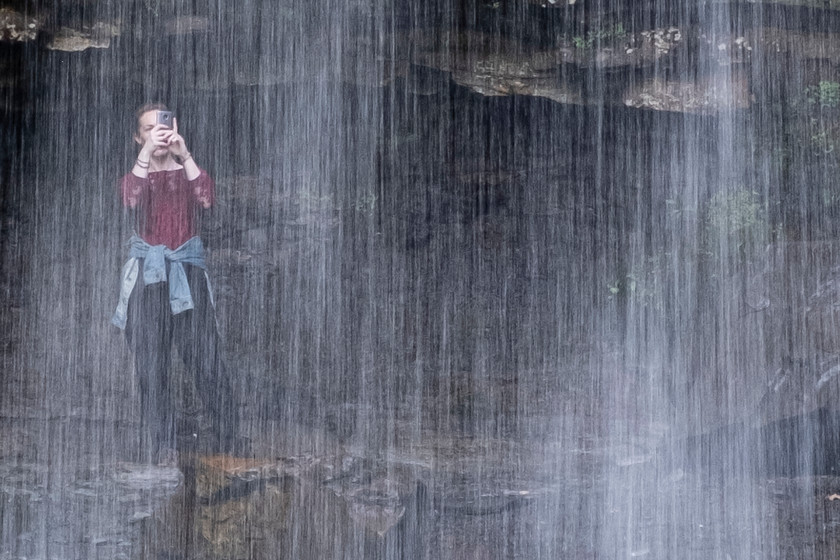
[166,118,190,159]
[140,124,172,158]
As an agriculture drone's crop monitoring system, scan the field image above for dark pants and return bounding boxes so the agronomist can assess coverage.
[125,260,237,460]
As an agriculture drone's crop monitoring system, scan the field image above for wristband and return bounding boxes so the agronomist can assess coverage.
[181,152,193,163]
[135,158,150,168]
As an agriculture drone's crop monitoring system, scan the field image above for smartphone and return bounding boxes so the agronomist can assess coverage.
[156,110,174,128]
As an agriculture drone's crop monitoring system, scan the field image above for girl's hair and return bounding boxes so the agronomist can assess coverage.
[134,102,169,131]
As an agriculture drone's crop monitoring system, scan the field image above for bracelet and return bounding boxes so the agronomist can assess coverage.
[135,158,150,168]
[181,152,193,163]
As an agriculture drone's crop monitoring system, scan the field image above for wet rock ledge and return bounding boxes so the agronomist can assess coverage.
[2,1,840,114]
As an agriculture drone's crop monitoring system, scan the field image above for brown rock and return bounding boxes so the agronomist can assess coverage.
[192,455,293,558]
[163,15,210,35]
[0,8,40,43]
[45,22,120,51]
[624,70,752,114]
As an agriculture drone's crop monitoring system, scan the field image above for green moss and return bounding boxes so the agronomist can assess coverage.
[354,191,378,213]
[806,81,840,108]
[706,189,763,236]
[572,23,627,49]
[810,130,836,154]
[701,188,768,270]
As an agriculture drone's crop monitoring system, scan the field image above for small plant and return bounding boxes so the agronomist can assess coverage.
[811,130,836,154]
[572,23,627,49]
[706,189,763,236]
[572,35,589,49]
[806,81,840,108]
[354,191,378,213]
[822,187,840,207]
[702,188,768,268]
[143,0,161,15]
[606,253,669,309]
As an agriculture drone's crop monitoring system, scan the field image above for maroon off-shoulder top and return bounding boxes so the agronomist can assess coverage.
[120,168,215,249]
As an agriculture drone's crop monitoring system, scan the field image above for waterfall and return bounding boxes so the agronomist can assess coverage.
[2,0,840,558]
